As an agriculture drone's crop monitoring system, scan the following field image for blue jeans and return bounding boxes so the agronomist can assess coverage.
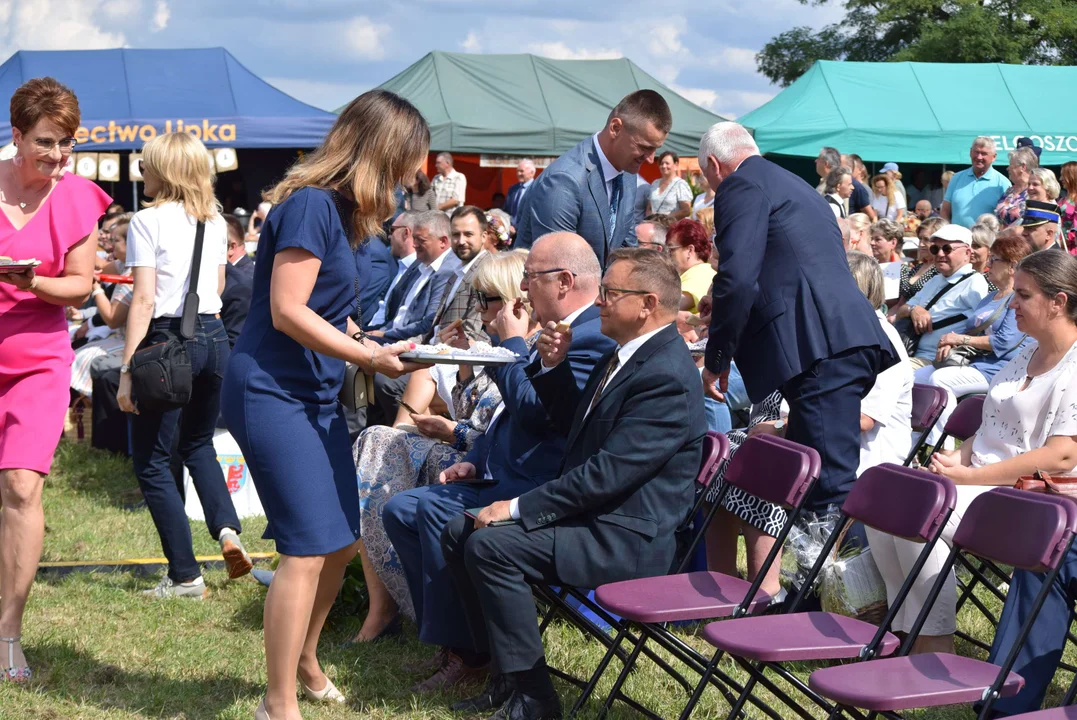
[131,315,240,582]
[702,362,749,433]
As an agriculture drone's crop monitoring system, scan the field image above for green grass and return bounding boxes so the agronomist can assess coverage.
[1,441,1075,718]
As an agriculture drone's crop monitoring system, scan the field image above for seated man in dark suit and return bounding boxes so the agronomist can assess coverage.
[699,122,896,517]
[369,210,460,343]
[515,90,673,267]
[356,234,395,328]
[382,232,616,694]
[441,248,706,719]
[220,214,255,347]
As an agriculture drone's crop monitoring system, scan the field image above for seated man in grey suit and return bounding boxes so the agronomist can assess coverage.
[515,90,672,268]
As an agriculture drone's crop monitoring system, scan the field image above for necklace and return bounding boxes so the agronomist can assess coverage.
[8,164,49,210]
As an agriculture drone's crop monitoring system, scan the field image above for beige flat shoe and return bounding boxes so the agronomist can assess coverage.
[255,698,271,720]
[300,676,346,704]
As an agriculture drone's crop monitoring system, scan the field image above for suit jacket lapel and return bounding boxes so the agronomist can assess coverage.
[565,347,617,452]
[586,141,612,248]
[387,262,421,318]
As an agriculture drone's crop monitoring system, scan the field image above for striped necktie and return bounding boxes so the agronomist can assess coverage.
[608,174,624,239]
[587,353,621,416]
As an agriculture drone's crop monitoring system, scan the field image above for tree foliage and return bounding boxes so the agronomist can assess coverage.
[757,0,1077,88]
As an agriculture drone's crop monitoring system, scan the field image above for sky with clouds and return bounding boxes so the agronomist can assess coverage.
[1,0,845,119]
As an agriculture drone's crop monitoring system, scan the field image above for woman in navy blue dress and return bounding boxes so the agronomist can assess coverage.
[222,90,429,720]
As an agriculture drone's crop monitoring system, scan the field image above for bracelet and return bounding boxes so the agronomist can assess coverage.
[92,287,105,298]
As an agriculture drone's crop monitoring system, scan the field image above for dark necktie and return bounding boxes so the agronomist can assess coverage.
[608,174,624,239]
[587,353,621,416]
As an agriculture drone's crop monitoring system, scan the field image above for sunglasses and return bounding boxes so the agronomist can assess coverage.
[476,291,502,310]
[929,244,965,256]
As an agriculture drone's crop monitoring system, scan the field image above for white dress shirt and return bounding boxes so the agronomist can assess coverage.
[390,248,457,330]
[369,252,416,328]
[592,133,623,202]
[508,322,672,519]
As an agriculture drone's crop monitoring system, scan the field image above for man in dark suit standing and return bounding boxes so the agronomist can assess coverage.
[221,214,255,347]
[383,232,616,695]
[504,159,536,229]
[440,248,706,719]
[515,90,672,267]
[699,122,895,514]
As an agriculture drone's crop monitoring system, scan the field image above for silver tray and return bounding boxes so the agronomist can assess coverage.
[0,259,41,272]
[400,351,520,366]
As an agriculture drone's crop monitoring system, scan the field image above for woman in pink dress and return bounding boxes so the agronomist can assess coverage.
[0,78,111,683]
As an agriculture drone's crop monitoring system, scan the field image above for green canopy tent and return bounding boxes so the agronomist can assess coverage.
[740,60,1077,165]
[361,51,725,158]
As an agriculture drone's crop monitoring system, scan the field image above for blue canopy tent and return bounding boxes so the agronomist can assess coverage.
[0,47,335,149]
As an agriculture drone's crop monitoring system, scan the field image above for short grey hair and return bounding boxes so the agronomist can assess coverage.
[970,223,996,250]
[698,122,760,169]
[1008,147,1040,172]
[518,158,535,172]
[413,209,451,239]
[638,221,668,246]
[607,247,683,312]
[1032,167,1061,200]
[974,213,1000,234]
[818,147,841,170]
[436,151,454,166]
[972,136,997,153]
[871,218,904,243]
[824,166,852,194]
[395,210,421,230]
[532,232,601,281]
[847,251,885,309]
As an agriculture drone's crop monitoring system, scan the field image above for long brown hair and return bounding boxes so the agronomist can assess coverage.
[264,90,429,245]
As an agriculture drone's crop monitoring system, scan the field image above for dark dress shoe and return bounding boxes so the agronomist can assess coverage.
[451,673,513,713]
[340,615,403,647]
[488,691,562,720]
[410,651,489,694]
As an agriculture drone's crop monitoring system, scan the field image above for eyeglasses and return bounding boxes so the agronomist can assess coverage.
[928,244,964,256]
[598,284,652,303]
[637,241,664,250]
[32,137,77,153]
[665,244,686,253]
[476,291,502,311]
[522,267,575,282]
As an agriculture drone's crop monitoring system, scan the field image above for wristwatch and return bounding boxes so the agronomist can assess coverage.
[773,419,786,432]
[120,363,130,374]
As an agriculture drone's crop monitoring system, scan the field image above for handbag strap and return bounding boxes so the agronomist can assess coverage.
[179,220,206,339]
[964,294,1012,338]
[921,270,977,312]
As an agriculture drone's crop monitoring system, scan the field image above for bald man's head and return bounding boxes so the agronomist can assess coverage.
[525,233,601,324]
[531,232,601,286]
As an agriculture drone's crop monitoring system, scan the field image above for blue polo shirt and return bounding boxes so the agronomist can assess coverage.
[944,166,1011,228]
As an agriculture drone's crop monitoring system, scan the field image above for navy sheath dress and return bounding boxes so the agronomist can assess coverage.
[222,187,363,556]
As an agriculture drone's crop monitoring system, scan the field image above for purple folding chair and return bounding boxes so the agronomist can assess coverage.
[904,384,948,466]
[932,393,985,454]
[1000,675,1077,720]
[808,488,1077,720]
[536,431,730,720]
[682,464,956,720]
[572,435,820,720]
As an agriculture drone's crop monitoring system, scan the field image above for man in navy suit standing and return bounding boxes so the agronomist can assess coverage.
[515,90,671,267]
[383,232,615,695]
[220,214,255,347]
[503,159,536,228]
[699,122,896,513]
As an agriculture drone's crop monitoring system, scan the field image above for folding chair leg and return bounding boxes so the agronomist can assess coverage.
[677,648,721,720]
[597,633,648,720]
[568,624,629,717]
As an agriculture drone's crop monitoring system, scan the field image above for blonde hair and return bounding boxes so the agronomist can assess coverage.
[265,90,429,246]
[847,251,885,309]
[140,132,221,222]
[696,207,715,238]
[847,213,872,234]
[1031,167,1061,201]
[871,174,895,208]
[472,250,531,313]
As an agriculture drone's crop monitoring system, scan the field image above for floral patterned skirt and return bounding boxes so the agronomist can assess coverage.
[353,426,462,621]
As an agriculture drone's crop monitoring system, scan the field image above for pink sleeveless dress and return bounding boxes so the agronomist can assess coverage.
[0,173,111,474]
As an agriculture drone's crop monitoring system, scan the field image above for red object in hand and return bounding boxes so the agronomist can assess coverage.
[96,274,133,284]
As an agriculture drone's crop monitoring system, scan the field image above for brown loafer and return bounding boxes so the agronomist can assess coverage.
[406,646,448,674]
[409,651,489,694]
[220,532,253,579]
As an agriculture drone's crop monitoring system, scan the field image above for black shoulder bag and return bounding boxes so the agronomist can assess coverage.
[129,221,205,413]
[893,271,976,355]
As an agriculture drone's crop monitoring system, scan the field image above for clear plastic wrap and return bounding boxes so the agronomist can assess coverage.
[781,506,888,620]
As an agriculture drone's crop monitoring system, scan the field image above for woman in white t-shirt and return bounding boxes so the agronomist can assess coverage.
[647,151,693,219]
[874,251,1077,657]
[117,132,252,599]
